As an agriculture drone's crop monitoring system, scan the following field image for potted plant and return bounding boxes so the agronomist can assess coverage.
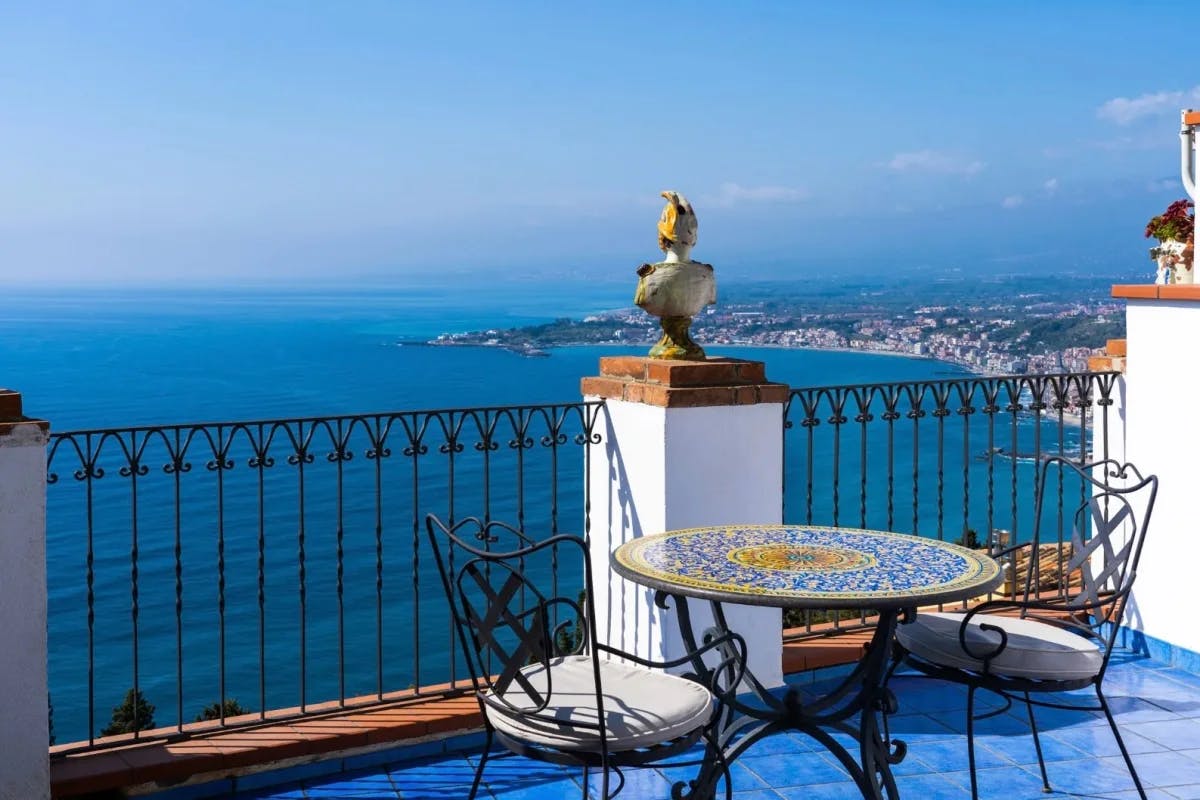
[1145,198,1196,284]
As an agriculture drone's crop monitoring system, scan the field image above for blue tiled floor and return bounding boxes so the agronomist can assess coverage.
[233,653,1200,799]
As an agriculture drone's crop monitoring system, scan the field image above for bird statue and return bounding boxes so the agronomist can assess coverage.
[656,191,699,263]
[634,190,715,359]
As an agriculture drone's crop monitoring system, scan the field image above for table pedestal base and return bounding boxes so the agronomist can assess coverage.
[663,593,908,800]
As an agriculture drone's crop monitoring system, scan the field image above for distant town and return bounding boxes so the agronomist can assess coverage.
[412,272,1129,376]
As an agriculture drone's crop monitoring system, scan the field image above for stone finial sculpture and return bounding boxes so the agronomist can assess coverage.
[657,191,699,262]
[634,191,716,360]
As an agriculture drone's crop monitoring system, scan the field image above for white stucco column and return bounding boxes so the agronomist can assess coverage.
[1102,286,1200,662]
[0,389,50,800]
[582,357,788,687]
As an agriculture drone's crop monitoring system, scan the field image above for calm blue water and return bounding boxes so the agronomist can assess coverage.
[3,283,1080,744]
[6,282,961,428]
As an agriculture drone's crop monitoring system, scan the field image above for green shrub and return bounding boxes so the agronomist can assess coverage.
[196,698,251,722]
[101,688,155,736]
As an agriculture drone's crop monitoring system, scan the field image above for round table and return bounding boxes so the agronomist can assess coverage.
[611,524,1003,800]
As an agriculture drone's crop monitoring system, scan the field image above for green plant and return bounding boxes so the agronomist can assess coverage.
[1145,199,1195,243]
[101,688,156,736]
[196,698,251,722]
[550,591,587,657]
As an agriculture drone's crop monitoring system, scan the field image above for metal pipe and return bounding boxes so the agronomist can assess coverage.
[1183,110,1198,249]
[1183,110,1197,205]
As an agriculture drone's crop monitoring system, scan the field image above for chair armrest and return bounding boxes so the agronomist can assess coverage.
[954,585,1130,666]
[595,631,747,695]
[969,584,1128,619]
[987,541,1026,561]
[956,602,1013,665]
[957,597,1050,663]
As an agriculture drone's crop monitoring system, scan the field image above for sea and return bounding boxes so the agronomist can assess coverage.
[2,280,1076,744]
[5,280,967,428]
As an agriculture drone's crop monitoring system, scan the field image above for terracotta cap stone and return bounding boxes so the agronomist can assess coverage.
[0,388,50,436]
[0,388,21,419]
[1112,284,1200,301]
[1087,337,1128,374]
[581,357,790,408]
[1088,355,1125,374]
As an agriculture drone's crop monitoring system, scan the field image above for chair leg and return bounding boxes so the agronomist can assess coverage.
[581,765,590,799]
[879,651,903,756]
[467,732,491,800]
[1023,692,1051,793]
[610,765,627,799]
[591,764,627,800]
[709,728,734,800]
[1098,686,1148,800]
[966,686,979,800]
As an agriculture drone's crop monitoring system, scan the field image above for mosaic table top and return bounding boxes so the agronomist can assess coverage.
[611,525,1003,609]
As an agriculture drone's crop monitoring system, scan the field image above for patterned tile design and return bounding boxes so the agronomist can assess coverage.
[613,525,1002,606]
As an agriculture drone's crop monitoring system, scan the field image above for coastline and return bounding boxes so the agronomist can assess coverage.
[406,340,1087,430]
[415,337,980,372]
[716,342,954,365]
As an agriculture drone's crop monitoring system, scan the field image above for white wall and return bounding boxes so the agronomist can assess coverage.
[0,422,50,800]
[586,398,784,687]
[1117,300,1200,655]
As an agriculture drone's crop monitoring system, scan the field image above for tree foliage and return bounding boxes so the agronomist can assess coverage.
[195,698,251,722]
[101,688,155,736]
[989,315,1123,352]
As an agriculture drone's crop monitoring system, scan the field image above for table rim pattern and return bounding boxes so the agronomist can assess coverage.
[611,524,1003,610]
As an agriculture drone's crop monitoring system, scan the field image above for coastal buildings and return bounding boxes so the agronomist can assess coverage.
[429,275,1125,378]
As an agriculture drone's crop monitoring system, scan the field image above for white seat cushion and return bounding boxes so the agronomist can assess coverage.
[484,654,714,752]
[896,611,1103,682]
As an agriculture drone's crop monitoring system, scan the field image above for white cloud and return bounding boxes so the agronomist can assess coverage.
[1043,178,1059,194]
[1097,86,1200,125]
[886,150,985,176]
[1001,195,1024,209]
[706,182,809,207]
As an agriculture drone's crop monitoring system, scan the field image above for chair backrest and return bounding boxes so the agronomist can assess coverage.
[1028,456,1157,653]
[424,514,595,716]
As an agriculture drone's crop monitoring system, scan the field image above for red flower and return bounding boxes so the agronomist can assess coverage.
[1145,199,1196,242]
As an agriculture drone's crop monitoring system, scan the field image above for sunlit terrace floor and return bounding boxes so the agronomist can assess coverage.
[200,650,1200,800]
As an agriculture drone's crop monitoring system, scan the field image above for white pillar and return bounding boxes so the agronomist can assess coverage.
[583,358,787,687]
[0,389,50,800]
[1106,287,1200,661]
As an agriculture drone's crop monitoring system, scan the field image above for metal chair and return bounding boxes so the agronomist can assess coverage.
[890,457,1158,800]
[425,514,745,800]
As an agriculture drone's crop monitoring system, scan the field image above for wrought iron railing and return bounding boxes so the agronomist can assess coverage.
[780,370,1119,636]
[46,402,603,752]
[46,370,1120,752]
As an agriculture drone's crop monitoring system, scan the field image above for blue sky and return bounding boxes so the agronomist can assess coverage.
[2,2,1196,286]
